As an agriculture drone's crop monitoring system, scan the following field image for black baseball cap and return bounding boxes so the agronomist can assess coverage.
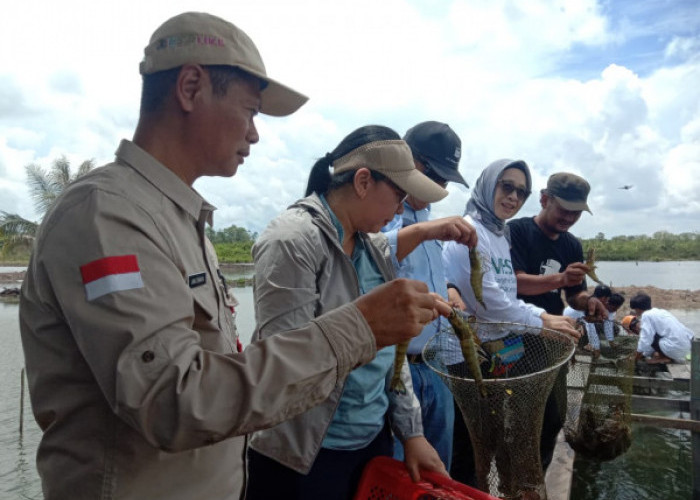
[403,121,468,187]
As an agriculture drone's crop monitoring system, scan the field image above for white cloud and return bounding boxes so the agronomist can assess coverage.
[0,0,698,239]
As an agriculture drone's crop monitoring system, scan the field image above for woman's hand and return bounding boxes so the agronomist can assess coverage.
[402,436,448,481]
[424,216,478,248]
[396,216,478,261]
[541,313,581,340]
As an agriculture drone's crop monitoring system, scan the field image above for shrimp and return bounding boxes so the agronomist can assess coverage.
[470,247,487,310]
[585,247,605,286]
[448,309,488,397]
[389,341,408,394]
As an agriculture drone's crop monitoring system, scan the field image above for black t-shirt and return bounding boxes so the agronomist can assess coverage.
[507,216,586,315]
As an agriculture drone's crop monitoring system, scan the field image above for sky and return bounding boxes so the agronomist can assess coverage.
[1,0,699,239]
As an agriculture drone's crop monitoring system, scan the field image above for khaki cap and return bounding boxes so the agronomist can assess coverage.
[333,140,448,203]
[545,172,592,213]
[139,12,308,117]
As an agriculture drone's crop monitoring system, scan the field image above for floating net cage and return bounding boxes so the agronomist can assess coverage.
[423,320,575,500]
[564,320,636,461]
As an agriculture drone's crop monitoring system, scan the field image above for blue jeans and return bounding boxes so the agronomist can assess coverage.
[393,360,454,470]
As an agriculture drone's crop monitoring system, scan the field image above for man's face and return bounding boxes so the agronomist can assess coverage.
[195,75,261,179]
[406,159,447,211]
[539,194,582,235]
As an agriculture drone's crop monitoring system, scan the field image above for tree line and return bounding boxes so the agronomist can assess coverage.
[205,226,256,264]
[580,231,700,261]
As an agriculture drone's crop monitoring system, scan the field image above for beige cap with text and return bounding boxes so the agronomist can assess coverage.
[140,12,308,117]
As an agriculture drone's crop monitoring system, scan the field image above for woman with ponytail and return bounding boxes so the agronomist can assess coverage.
[247,125,449,499]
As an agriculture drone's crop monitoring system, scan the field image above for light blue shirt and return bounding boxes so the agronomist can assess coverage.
[383,203,450,354]
[320,195,394,450]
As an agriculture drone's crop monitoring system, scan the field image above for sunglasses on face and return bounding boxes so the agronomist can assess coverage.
[497,179,530,201]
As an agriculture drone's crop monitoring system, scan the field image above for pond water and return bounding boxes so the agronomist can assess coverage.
[591,260,700,289]
[1,262,698,499]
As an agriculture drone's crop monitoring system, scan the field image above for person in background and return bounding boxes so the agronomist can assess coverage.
[381,121,475,470]
[604,292,626,339]
[507,172,606,472]
[563,284,614,357]
[630,292,694,363]
[18,14,449,500]
[621,314,640,334]
[442,159,580,485]
[247,125,465,500]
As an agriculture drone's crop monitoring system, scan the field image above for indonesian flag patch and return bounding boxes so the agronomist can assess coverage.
[80,255,144,301]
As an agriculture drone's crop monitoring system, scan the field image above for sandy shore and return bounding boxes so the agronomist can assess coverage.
[1,270,698,309]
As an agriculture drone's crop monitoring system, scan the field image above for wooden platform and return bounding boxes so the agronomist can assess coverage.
[667,361,691,381]
[545,432,575,500]
[546,339,700,499]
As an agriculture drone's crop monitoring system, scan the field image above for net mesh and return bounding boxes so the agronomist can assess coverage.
[423,320,575,500]
[563,320,635,461]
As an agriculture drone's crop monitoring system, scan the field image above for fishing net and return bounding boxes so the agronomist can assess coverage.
[423,319,575,500]
[564,320,635,461]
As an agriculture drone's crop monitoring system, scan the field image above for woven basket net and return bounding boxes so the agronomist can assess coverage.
[423,320,575,500]
[564,320,636,461]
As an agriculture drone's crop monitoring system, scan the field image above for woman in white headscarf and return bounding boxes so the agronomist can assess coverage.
[442,159,579,486]
[443,159,579,334]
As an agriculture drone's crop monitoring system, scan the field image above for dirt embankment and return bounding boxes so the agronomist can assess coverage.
[2,271,699,309]
[585,285,700,310]
[0,272,26,284]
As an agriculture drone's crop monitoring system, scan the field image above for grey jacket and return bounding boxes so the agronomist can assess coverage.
[250,193,422,473]
[19,141,378,500]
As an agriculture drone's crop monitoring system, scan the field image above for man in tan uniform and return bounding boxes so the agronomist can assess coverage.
[19,12,448,500]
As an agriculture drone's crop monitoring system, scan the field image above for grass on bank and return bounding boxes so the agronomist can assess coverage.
[2,231,699,266]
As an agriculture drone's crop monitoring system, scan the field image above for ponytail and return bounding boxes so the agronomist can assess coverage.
[305,155,334,196]
[304,125,401,196]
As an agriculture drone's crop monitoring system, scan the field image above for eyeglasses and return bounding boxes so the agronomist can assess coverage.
[385,180,409,205]
[497,179,531,201]
[369,170,408,205]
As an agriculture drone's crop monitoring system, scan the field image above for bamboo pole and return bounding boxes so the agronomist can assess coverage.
[630,413,700,432]
[19,367,25,435]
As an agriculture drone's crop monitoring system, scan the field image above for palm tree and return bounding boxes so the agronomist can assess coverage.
[0,156,94,255]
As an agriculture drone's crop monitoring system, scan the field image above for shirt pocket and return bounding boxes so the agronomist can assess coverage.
[190,278,218,326]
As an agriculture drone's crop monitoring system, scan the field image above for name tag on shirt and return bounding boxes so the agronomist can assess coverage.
[188,272,207,288]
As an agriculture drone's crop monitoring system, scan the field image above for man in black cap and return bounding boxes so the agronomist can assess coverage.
[508,172,606,472]
[382,121,474,472]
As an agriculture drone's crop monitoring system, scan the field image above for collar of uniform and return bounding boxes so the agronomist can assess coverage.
[319,193,345,243]
[401,202,431,227]
[115,139,215,223]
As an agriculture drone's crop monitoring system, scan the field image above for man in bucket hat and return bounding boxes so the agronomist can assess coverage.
[507,172,606,473]
[382,121,476,471]
[20,12,451,500]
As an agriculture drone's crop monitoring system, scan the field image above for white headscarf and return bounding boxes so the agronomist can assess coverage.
[464,159,532,241]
